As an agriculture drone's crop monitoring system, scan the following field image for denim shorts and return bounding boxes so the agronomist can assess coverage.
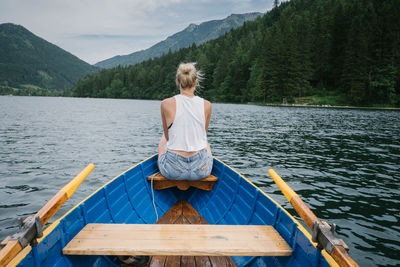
[157,149,213,181]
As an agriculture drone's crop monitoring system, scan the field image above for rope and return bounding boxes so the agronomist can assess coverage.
[150,172,159,222]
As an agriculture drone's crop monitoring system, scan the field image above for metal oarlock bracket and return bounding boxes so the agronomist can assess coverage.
[10,216,43,247]
[312,221,349,253]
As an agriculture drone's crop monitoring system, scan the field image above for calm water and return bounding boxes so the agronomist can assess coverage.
[0,96,399,266]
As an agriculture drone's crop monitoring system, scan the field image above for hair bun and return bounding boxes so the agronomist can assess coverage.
[176,62,201,89]
[182,67,191,75]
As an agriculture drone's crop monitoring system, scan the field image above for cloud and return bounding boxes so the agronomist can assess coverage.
[0,0,272,64]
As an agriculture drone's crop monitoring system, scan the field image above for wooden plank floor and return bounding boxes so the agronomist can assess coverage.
[150,200,237,267]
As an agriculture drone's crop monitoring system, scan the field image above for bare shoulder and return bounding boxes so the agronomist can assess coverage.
[204,99,212,112]
[161,97,175,110]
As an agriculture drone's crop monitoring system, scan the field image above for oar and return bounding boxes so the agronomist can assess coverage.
[0,163,95,267]
[268,169,358,267]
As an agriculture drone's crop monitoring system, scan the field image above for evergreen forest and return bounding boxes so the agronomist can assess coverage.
[72,0,400,107]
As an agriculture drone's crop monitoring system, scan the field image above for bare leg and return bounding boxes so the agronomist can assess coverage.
[158,134,167,155]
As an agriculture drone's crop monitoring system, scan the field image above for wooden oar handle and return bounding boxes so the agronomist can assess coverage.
[0,163,94,267]
[268,169,321,230]
[268,169,359,267]
[0,240,22,267]
[290,195,320,231]
[36,163,94,225]
[332,246,359,267]
[37,191,69,226]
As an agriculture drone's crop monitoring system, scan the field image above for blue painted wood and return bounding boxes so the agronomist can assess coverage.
[17,155,331,267]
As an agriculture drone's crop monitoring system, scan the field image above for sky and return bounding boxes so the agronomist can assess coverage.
[0,0,273,65]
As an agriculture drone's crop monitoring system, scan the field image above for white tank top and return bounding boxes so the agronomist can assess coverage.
[166,94,207,152]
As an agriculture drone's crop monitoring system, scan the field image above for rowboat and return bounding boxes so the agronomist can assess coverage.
[1,155,355,266]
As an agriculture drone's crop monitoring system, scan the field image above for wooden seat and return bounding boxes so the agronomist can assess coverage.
[147,172,218,191]
[62,201,292,262]
[63,224,292,257]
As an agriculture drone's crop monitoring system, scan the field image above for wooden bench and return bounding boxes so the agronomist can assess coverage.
[63,224,292,257]
[63,201,293,266]
[147,172,218,191]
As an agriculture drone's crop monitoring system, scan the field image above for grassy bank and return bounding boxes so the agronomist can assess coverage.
[249,91,400,110]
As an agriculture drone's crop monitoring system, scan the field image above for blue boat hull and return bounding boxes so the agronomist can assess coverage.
[13,155,335,266]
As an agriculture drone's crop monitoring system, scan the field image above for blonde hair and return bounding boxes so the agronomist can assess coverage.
[176,62,202,90]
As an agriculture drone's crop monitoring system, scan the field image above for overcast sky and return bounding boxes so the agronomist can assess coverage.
[0,0,273,64]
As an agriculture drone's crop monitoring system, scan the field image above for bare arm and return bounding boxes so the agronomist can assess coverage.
[204,100,212,132]
[160,97,176,141]
[161,101,169,141]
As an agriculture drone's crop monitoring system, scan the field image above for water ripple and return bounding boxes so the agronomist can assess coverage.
[0,97,399,266]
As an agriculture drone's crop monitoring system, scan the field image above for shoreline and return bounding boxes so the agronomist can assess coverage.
[2,94,400,111]
[257,102,400,111]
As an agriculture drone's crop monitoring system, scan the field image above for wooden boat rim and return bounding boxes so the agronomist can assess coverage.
[213,157,338,267]
[8,154,338,267]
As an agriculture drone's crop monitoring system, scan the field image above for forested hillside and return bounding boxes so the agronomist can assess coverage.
[0,23,97,95]
[95,13,262,69]
[72,0,400,107]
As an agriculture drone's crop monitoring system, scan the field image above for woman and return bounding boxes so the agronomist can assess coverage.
[158,62,213,180]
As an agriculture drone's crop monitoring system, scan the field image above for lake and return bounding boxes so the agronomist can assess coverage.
[0,96,399,266]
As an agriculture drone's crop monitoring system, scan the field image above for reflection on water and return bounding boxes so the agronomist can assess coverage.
[0,96,399,266]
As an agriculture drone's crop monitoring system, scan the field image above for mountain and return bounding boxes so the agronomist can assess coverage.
[0,23,97,92]
[95,12,262,69]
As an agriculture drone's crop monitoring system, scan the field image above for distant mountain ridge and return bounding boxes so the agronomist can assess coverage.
[0,23,97,91]
[95,12,263,69]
